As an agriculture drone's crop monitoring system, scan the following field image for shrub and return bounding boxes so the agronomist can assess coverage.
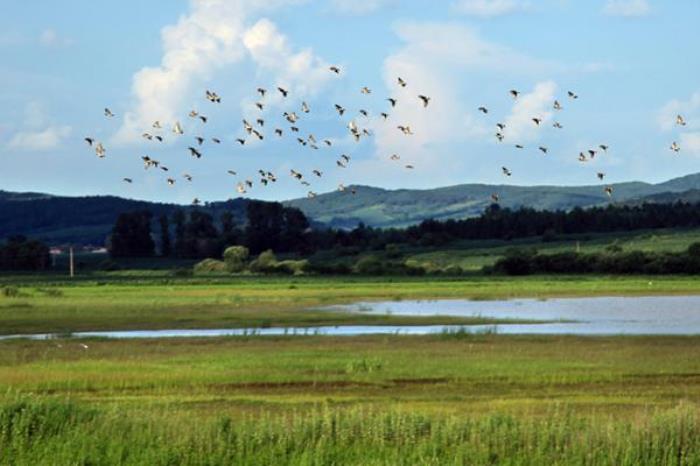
[1,286,21,298]
[223,246,249,273]
[273,260,310,275]
[442,265,463,276]
[354,255,384,275]
[494,248,537,275]
[249,250,278,273]
[193,259,226,274]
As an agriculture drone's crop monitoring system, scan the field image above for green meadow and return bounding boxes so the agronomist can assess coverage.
[2,334,700,464]
[3,273,700,464]
[2,274,700,334]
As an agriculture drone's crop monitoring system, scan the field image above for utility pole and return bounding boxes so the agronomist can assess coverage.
[69,247,75,278]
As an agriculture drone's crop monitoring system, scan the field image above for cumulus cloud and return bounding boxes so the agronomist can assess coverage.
[39,29,73,47]
[452,0,530,17]
[659,92,700,155]
[603,0,651,17]
[8,125,72,151]
[7,101,72,151]
[658,92,700,131]
[243,19,331,97]
[367,21,552,174]
[503,81,557,143]
[113,0,319,144]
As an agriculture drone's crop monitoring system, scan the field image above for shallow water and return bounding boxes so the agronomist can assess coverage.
[329,296,700,335]
[4,296,700,340]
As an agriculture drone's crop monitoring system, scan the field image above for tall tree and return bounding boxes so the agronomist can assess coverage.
[159,214,171,257]
[108,211,155,258]
[172,209,186,258]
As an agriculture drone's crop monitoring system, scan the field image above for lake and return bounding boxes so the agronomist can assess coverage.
[4,296,700,340]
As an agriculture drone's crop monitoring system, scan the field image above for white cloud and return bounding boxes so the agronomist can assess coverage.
[603,0,651,17]
[503,81,557,143]
[8,125,72,151]
[452,0,530,17]
[6,101,72,151]
[330,0,392,15]
[367,21,553,174]
[39,29,73,47]
[658,92,700,132]
[680,132,700,155]
[243,19,331,97]
[113,0,314,144]
[659,92,700,155]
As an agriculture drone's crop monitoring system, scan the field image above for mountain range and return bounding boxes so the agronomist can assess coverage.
[4,172,700,245]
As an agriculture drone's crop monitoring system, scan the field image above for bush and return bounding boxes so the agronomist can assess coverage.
[494,248,537,275]
[442,265,463,276]
[193,259,226,274]
[97,259,121,271]
[1,286,21,298]
[223,246,249,273]
[354,255,385,275]
[172,268,193,277]
[249,250,278,273]
[273,260,309,275]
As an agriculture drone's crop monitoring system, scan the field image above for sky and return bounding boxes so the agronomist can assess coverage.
[1,0,700,203]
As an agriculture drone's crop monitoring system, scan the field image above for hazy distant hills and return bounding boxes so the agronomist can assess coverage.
[3,172,700,245]
[286,173,700,228]
[0,192,247,246]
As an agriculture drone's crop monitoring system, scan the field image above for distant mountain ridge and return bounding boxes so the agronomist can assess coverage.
[3,172,700,245]
[285,173,700,228]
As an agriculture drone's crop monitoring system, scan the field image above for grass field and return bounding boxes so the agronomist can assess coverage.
[3,272,700,463]
[3,274,700,335]
[2,334,700,464]
[404,229,700,272]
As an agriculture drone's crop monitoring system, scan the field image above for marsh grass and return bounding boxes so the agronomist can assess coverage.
[1,398,699,465]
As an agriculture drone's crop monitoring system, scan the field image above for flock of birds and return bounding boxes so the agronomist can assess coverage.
[83,66,691,206]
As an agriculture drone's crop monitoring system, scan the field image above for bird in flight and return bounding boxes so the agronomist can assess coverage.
[502,167,512,177]
[567,91,579,100]
[670,141,681,153]
[677,115,687,126]
[398,77,407,87]
[95,143,106,158]
[104,108,115,118]
[329,66,341,75]
[278,87,289,97]
[418,95,431,108]
[205,90,221,103]
[510,90,520,99]
[478,107,488,114]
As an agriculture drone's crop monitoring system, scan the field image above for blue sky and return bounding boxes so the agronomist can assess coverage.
[1,0,700,203]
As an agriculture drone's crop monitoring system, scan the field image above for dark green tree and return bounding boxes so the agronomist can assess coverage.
[108,211,155,258]
[159,214,171,257]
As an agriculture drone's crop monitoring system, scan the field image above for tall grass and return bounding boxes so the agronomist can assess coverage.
[1,399,699,465]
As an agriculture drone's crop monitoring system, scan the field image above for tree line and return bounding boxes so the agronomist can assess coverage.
[0,236,50,271]
[109,200,700,260]
[109,201,310,258]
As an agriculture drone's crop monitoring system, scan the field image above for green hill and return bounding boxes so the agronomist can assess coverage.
[4,172,700,245]
[285,176,700,228]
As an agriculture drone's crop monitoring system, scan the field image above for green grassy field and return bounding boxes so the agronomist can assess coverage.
[2,335,700,464]
[405,229,700,272]
[2,274,700,335]
[3,273,700,464]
